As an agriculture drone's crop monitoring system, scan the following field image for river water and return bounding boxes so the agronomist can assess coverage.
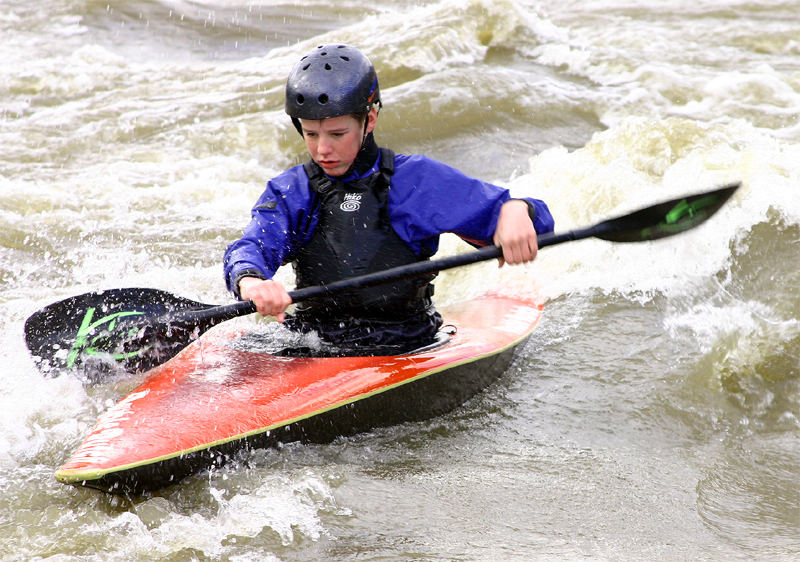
[2,0,799,560]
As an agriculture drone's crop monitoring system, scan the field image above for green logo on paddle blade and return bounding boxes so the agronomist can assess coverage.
[66,307,147,368]
[641,194,719,239]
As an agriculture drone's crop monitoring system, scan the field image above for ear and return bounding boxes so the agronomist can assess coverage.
[365,107,378,134]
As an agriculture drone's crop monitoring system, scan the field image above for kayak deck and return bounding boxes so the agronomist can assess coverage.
[56,293,543,493]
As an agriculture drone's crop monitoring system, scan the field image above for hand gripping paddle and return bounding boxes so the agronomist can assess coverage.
[24,183,740,374]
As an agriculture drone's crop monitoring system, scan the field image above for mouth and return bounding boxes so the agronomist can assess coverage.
[318,161,341,173]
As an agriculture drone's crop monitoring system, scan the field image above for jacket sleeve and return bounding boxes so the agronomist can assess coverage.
[223,167,316,297]
[388,155,554,254]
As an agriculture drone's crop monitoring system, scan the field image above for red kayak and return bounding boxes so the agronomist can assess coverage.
[56,292,542,493]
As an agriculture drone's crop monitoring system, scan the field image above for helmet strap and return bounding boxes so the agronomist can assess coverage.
[360,102,380,147]
[291,117,303,136]
[361,114,370,146]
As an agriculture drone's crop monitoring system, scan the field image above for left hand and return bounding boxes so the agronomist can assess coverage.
[493,199,539,266]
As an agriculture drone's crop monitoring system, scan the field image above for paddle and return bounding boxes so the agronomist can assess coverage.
[25,182,740,374]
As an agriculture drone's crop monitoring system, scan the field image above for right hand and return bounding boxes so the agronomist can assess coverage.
[238,277,292,322]
[493,199,539,267]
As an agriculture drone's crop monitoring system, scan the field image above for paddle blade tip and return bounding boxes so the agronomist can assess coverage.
[597,181,741,243]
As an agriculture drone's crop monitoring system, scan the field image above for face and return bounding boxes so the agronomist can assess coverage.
[301,109,377,177]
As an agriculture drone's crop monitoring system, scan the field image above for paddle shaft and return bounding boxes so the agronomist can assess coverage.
[289,229,582,299]
[178,228,588,324]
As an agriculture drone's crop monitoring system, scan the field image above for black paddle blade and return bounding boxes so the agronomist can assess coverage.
[24,288,212,375]
[595,183,740,242]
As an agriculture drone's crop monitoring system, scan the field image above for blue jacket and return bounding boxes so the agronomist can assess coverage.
[224,152,554,293]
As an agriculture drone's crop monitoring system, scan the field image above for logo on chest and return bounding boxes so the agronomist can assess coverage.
[340,193,362,212]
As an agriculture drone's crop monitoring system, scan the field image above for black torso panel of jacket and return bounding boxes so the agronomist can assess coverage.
[293,148,435,320]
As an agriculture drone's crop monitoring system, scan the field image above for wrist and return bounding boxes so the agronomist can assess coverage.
[503,198,536,223]
[232,270,267,299]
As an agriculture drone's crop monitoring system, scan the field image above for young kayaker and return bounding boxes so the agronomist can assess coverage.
[224,44,554,351]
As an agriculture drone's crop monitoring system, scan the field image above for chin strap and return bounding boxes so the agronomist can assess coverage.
[360,103,382,147]
[291,117,303,136]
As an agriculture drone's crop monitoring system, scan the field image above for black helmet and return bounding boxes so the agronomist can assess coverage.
[285,44,380,124]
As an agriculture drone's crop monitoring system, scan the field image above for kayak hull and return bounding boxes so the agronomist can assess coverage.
[56,293,542,493]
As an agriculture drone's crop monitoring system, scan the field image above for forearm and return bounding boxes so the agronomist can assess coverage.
[223,239,275,297]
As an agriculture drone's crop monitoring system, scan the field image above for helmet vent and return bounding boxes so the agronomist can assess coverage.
[296,94,305,105]
[324,63,332,70]
[302,64,310,71]
[318,94,329,104]
[341,56,350,61]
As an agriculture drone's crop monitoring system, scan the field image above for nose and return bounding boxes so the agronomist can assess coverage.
[316,134,333,156]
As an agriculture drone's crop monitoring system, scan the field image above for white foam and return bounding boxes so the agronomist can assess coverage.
[504,116,799,301]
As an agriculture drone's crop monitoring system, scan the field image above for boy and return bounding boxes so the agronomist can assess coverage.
[224,44,554,350]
